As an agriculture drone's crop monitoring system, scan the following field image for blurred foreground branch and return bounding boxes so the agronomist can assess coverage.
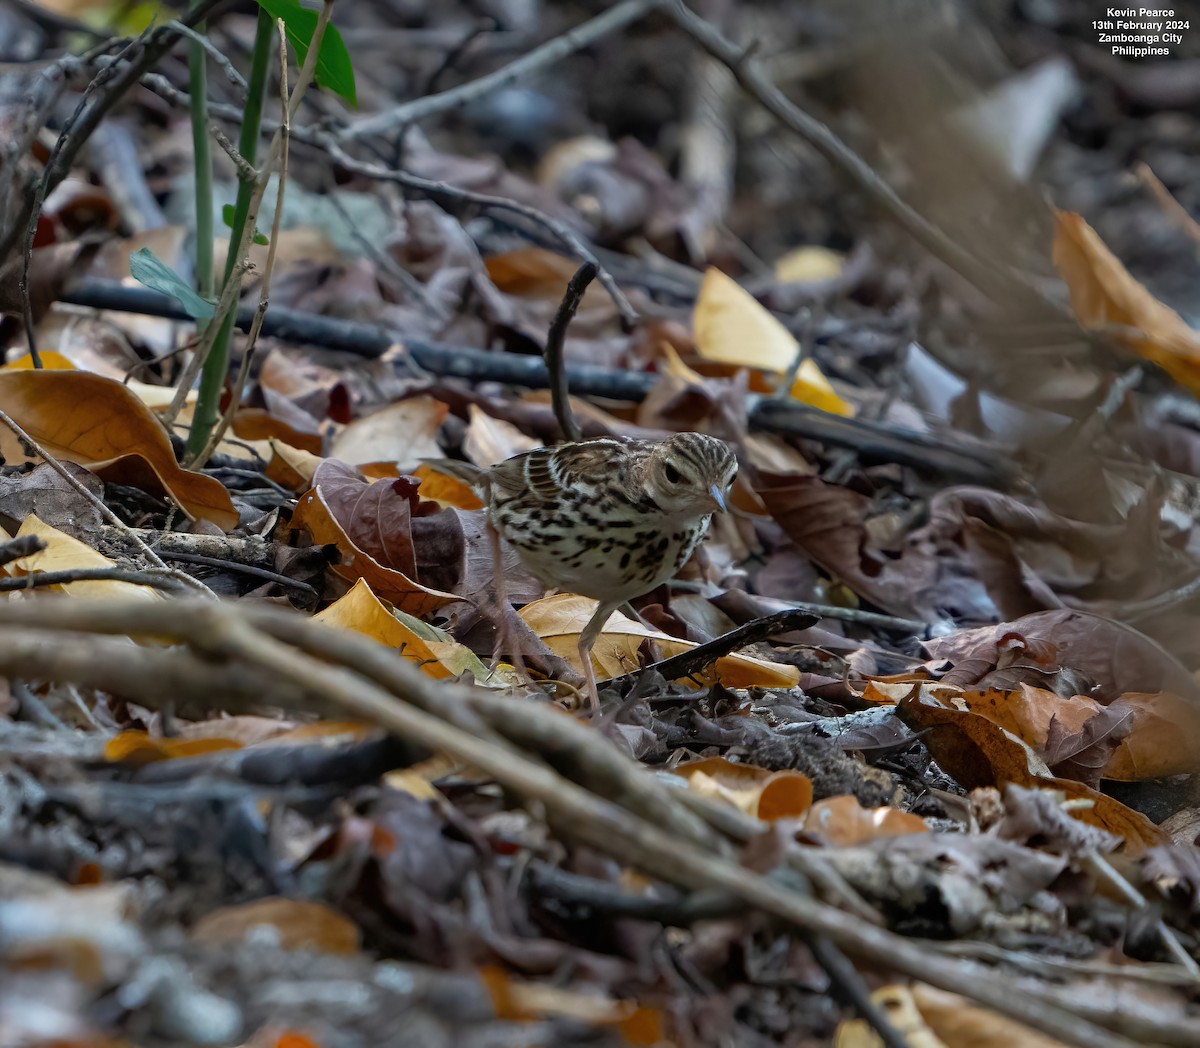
[0,596,1155,1048]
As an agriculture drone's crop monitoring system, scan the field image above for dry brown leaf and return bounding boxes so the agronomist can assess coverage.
[888,682,1168,855]
[410,463,483,510]
[191,897,360,955]
[232,407,324,456]
[674,756,813,822]
[485,246,607,306]
[289,462,460,616]
[1053,209,1200,394]
[1105,691,1200,780]
[803,795,928,847]
[462,404,540,467]
[480,964,662,1039]
[0,369,236,530]
[520,593,801,688]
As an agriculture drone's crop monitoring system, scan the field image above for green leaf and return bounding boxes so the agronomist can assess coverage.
[129,248,214,320]
[222,203,270,245]
[254,0,357,107]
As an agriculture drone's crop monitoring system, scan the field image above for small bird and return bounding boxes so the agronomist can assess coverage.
[438,432,738,709]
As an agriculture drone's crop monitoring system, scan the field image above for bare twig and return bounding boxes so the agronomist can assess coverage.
[0,566,189,592]
[543,261,597,442]
[629,607,818,684]
[166,19,248,95]
[161,551,318,595]
[0,534,46,567]
[340,0,662,140]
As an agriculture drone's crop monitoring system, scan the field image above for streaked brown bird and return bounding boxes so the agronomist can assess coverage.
[440,432,738,709]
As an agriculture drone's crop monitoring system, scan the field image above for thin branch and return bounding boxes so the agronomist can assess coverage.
[340,0,662,140]
[630,607,819,684]
[0,566,189,592]
[543,262,597,442]
[167,19,249,94]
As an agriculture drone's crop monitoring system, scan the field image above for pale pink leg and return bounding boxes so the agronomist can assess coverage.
[577,602,616,713]
[487,521,528,682]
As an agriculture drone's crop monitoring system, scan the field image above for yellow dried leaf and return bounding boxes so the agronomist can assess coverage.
[693,267,853,416]
[694,266,799,373]
[104,730,242,764]
[774,245,845,284]
[520,593,800,688]
[803,795,928,847]
[1053,209,1200,395]
[9,514,162,602]
[675,756,813,821]
[315,578,506,684]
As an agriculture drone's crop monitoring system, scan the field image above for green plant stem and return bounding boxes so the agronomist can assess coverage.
[185,6,273,461]
[187,9,213,320]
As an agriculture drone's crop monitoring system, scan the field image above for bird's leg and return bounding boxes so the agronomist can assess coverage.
[487,519,527,680]
[577,601,617,713]
[485,521,582,690]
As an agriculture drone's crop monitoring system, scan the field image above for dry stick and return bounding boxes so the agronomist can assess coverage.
[193,16,296,467]
[0,628,314,721]
[160,551,318,595]
[0,598,1152,1048]
[627,607,818,684]
[543,261,597,442]
[0,535,46,567]
[0,409,213,596]
[340,0,662,140]
[663,0,1048,309]
[0,567,189,592]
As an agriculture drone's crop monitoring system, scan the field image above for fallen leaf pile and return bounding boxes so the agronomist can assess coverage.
[2,3,1200,1047]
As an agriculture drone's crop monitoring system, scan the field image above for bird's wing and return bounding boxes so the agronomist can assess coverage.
[488,446,561,503]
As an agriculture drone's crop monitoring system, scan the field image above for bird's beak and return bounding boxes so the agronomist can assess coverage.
[709,484,728,512]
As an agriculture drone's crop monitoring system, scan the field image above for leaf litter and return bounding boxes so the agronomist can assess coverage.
[0,2,1199,1047]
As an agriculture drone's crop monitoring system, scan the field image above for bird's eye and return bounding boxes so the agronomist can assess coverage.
[664,463,682,484]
